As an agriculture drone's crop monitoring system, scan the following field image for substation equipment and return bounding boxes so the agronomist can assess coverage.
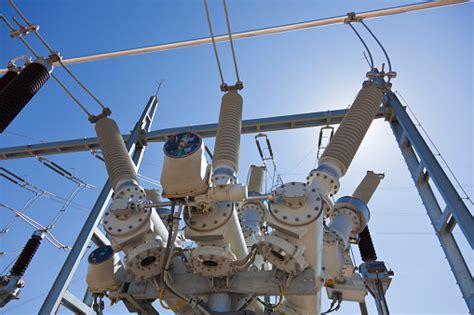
[0,1,472,314]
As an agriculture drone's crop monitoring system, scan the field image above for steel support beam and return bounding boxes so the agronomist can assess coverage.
[39,96,159,314]
[0,0,466,73]
[386,92,474,313]
[61,290,92,315]
[0,107,386,159]
[386,92,474,246]
[121,269,317,298]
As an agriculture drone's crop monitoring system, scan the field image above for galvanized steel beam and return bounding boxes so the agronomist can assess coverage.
[0,107,387,160]
[387,92,474,313]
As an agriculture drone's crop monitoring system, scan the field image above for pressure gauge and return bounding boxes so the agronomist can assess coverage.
[164,132,202,159]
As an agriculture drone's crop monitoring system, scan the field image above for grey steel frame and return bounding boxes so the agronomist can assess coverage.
[1,94,472,313]
[385,92,473,312]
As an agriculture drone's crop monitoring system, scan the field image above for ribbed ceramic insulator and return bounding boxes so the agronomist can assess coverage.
[247,165,265,194]
[352,171,382,204]
[358,226,377,262]
[0,62,50,133]
[212,91,243,173]
[0,70,18,92]
[10,234,42,277]
[319,83,384,176]
[95,117,138,190]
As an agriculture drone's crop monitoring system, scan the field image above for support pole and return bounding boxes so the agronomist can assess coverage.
[39,96,158,314]
[386,92,474,313]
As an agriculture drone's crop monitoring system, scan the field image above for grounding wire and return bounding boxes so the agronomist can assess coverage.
[360,20,392,76]
[203,0,225,85]
[9,0,107,110]
[347,22,374,70]
[0,15,93,118]
[222,0,241,84]
[395,90,473,206]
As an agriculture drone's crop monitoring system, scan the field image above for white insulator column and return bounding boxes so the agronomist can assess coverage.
[94,117,169,282]
[95,117,138,191]
[212,90,243,183]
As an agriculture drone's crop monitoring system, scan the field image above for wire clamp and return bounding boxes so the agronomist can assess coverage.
[344,12,363,24]
[89,108,112,123]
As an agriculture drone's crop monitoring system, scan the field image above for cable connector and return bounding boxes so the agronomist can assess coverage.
[221,81,244,92]
[88,108,112,123]
[9,23,38,38]
[344,12,363,24]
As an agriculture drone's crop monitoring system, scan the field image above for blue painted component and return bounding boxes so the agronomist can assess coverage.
[88,246,113,265]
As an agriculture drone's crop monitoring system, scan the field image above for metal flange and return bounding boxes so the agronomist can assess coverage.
[187,245,237,277]
[184,202,233,232]
[258,235,307,275]
[269,182,323,227]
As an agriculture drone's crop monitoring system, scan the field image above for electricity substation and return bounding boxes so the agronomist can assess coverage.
[0,1,472,314]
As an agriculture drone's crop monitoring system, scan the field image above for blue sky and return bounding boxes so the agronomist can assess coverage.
[0,1,472,314]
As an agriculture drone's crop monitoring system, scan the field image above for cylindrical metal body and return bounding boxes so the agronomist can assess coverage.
[0,61,51,133]
[0,70,18,92]
[10,232,43,277]
[319,82,384,176]
[328,212,355,248]
[352,171,383,204]
[226,210,248,259]
[284,215,324,314]
[208,293,232,312]
[95,117,138,191]
[247,165,266,195]
[212,90,243,174]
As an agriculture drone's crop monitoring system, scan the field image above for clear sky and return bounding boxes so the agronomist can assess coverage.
[0,1,472,314]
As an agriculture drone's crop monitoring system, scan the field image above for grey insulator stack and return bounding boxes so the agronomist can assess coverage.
[95,117,138,191]
[212,90,243,173]
[352,171,383,204]
[319,83,384,176]
[247,165,266,194]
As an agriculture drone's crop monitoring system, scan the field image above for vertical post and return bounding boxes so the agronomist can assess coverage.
[39,97,158,314]
[386,92,474,313]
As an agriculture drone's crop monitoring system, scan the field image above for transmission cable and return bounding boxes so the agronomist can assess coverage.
[9,0,109,111]
[347,22,374,70]
[360,20,392,75]
[0,203,69,249]
[222,0,241,84]
[203,0,225,85]
[0,15,93,118]
[203,0,242,89]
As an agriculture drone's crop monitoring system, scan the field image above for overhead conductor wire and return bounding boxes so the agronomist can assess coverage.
[9,0,108,111]
[360,20,392,76]
[203,0,242,87]
[0,15,93,119]
[203,0,225,85]
[222,0,241,84]
[0,203,69,249]
[347,22,374,70]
